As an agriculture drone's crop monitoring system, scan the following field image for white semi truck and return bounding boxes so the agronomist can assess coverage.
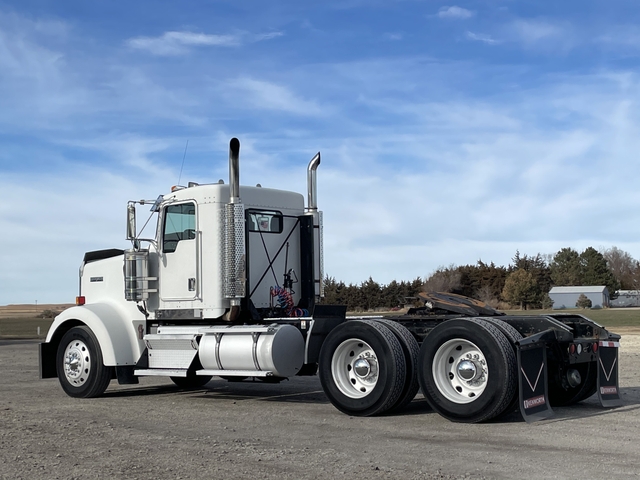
[40,138,622,423]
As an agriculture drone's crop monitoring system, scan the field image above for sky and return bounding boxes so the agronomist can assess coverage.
[2,0,640,304]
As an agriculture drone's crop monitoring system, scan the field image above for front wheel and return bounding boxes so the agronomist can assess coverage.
[418,318,518,423]
[56,326,112,398]
[319,320,406,416]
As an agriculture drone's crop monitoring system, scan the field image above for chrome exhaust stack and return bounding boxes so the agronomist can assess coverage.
[306,152,320,212]
[229,137,241,204]
[304,152,324,299]
[223,138,246,313]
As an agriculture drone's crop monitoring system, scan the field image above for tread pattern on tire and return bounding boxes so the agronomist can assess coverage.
[359,320,407,415]
[375,319,420,413]
[468,319,518,422]
[318,319,407,416]
[419,318,518,423]
[473,317,523,418]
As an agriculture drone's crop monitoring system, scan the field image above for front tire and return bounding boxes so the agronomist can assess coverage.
[319,320,406,416]
[418,318,518,423]
[57,326,112,398]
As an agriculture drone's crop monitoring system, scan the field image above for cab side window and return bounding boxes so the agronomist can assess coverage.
[247,210,283,234]
[163,203,196,253]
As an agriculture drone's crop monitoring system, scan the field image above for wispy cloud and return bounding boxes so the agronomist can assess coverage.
[126,29,284,56]
[384,33,403,41]
[127,31,241,55]
[511,19,562,42]
[229,77,324,116]
[466,31,499,45]
[596,27,640,50]
[438,6,474,19]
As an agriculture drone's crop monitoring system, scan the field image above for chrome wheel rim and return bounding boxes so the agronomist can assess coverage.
[63,339,91,387]
[331,338,379,399]
[432,338,488,404]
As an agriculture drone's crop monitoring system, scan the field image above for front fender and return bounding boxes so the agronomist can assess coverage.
[46,303,144,366]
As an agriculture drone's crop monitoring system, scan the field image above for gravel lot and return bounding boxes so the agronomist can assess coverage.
[2,332,640,480]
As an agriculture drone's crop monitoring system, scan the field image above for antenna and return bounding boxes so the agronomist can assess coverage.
[177,140,189,185]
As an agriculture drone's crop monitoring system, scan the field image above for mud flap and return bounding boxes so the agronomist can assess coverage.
[517,338,554,422]
[597,341,622,407]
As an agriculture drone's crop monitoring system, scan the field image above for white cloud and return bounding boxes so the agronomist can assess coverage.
[510,19,562,42]
[126,29,285,56]
[254,31,284,41]
[438,6,474,19]
[229,77,324,116]
[466,31,499,45]
[384,33,403,41]
[127,31,241,55]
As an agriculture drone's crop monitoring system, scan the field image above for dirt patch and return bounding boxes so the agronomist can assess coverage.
[2,339,640,479]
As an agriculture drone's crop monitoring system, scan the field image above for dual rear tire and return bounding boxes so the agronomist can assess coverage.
[418,318,519,423]
[319,317,520,422]
[318,319,417,416]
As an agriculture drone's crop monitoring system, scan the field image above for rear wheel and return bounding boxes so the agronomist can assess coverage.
[319,320,406,416]
[57,326,112,398]
[418,318,518,423]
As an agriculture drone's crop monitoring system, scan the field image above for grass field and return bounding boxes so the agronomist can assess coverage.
[2,308,639,339]
[0,317,54,339]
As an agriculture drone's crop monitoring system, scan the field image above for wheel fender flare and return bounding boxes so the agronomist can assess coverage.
[46,303,144,366]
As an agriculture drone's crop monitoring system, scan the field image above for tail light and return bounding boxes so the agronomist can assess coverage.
[76,296,86,306]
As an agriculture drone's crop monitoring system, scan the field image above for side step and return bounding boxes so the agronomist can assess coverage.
[196,369,274,377]
[134,369,188,377]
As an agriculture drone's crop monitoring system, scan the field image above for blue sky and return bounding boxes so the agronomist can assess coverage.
[2,1,640,304]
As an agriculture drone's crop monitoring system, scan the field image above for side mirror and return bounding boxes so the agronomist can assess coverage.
[127,204,136,240]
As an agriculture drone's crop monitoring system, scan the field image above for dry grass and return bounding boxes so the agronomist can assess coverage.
[0,303,72,319]
[0,317,54,339]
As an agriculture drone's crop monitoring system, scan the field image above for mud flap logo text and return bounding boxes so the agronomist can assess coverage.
[523,395,546,409]
[600,386,617,395]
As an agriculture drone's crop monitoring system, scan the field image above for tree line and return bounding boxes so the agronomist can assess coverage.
[321,246,639,311]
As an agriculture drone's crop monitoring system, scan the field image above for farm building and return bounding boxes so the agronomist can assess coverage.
[611,290,640,308]
[548,286,610,309]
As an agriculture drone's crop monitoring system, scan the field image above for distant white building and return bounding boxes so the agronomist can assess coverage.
[548,286,610,309]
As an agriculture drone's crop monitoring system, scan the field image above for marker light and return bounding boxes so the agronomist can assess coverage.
[76,296,86,306]
[592,342,598,353]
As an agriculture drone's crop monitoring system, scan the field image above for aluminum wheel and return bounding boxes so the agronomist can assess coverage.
[331,338,379,399]
[432,338,488,404]
[62,339,91,387]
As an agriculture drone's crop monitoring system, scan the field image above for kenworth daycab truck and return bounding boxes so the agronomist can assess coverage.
[40,138,622,423]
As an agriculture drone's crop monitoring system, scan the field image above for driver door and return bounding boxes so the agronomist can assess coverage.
[159,202,199,301]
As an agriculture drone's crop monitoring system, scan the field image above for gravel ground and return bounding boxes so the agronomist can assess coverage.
[2,332,640,480]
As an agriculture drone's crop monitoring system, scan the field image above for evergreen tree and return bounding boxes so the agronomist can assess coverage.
[502,269,537,310]
[580,247,620,298]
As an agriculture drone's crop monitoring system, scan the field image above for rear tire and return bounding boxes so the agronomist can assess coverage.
[418,318,518,423]
[319,320,406,416]
[375,319,420,413]
[477,317,523,417]
[57,326,112,398]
